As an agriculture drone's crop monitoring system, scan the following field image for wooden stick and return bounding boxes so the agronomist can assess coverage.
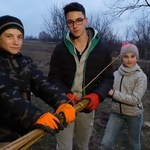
[0,99,90,150]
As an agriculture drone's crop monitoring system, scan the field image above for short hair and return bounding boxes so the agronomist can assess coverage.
[63,2,86,17]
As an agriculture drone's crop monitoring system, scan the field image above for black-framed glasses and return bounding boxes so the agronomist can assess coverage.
[66,18,85,27]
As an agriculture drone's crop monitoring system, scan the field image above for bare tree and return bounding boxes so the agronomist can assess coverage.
[42,4,67,41]
[88,13,113,42]
[38,31,51,42]
[131,15,150,60]
[105,0,150,20]
[123,26,132,41]
[88,12,120,52]
[104,0,150,59]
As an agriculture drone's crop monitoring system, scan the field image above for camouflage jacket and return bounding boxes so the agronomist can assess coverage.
[0,49,67,142]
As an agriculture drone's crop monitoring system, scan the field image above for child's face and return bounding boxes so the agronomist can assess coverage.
[122,53,137,68]
[0,28,23,54]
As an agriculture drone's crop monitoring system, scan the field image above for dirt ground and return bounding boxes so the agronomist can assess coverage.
[20,41,150,150]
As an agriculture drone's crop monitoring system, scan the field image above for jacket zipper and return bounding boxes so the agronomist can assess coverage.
[119,76,124,114]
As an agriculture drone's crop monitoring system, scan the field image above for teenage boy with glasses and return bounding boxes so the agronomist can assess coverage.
[48,2,113,150]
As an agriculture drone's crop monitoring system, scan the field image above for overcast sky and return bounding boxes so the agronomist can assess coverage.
[0,0,142,38]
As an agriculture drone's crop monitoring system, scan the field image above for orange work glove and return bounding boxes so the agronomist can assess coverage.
[34,112,64,135]
[55,103,75,124]
[67,93,80,106]
[82,93,100,110]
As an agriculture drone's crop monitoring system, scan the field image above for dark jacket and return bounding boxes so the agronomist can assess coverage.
[0,49,67,142]
[49,28,113,101]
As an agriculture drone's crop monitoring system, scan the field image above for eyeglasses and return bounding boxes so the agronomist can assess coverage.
[66,18,85,27]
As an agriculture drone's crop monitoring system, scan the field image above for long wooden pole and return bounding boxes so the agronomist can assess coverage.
[0,99,90,150]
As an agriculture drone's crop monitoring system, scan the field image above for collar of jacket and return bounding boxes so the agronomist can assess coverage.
[0,48,22,57]
[63,27,100,56]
